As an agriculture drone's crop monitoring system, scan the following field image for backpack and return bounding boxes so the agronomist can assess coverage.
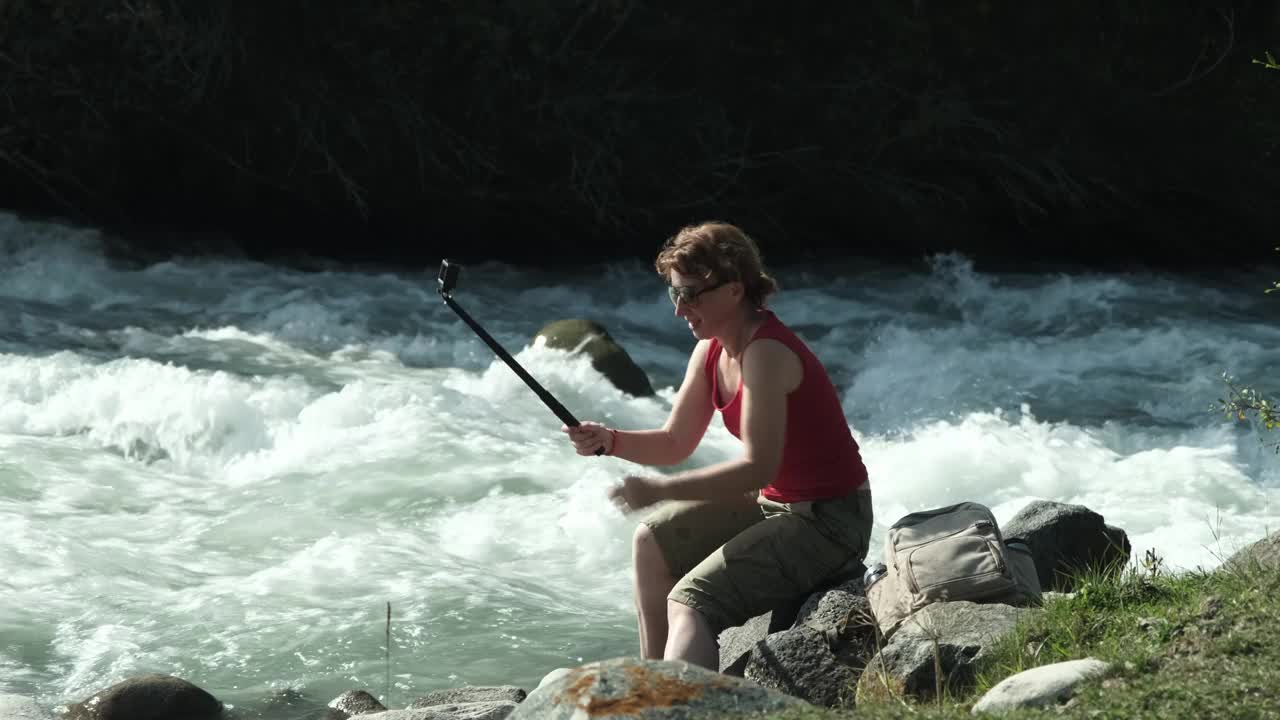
[863,501,1041,641]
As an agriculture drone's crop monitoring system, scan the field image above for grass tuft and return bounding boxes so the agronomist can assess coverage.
[762,539,1280,719]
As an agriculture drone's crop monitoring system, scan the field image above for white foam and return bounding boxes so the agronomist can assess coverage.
[861,405,1277,571]
[4,210,1280,706]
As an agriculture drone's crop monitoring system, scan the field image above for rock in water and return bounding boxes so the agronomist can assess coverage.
[534,319,654,397]
[66,674,222,720]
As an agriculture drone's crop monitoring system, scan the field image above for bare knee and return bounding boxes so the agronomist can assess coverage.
[632,524,672,579]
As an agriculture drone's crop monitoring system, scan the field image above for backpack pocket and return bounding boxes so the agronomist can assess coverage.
[1005,540,1042,603]
[865,561,911,639]
[900,522,1015,607]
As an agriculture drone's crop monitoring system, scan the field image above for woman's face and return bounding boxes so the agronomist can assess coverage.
[667,269,736,339]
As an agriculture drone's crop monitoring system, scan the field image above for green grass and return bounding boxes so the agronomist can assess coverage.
[764,544,1280,719]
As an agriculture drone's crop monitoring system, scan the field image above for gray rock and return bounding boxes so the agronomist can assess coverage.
[857,601,1032,702]
[727,576,879,706]
[65,674,223,720]
[971,658,1111,714]
[1002,500,1131,591]
[510,656,804,719]
[1224,532,1280,573]
[796,576,880,668]
[718,612,772,676]
[328,689,386,716]
[793,576,871,633]
[410,687,525,707]
[744,626,861,707]
[535,668,572,692]
[534,319,654,397]
[0,694,54,720]
[717,595,806,675]
[361,702,516,719]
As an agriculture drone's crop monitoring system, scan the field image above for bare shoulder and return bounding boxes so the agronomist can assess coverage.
[685,338,712,369]
[742,338,802,392]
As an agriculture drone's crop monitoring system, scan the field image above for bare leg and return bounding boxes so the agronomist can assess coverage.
[633,524,677,659]
[663,600,719,670]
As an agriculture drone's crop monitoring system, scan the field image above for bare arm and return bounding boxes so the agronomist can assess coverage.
[641,339,797,504]
[609,340,716,466]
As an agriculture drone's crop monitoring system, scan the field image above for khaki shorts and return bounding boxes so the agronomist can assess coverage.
[640,485,874,633]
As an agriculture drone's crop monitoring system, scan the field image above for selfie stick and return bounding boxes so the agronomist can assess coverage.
[437,259,603,455]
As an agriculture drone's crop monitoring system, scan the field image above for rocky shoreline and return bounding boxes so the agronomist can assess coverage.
[5,499,1189,720]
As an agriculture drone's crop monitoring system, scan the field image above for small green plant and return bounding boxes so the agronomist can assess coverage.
[1220,373,1279,450]
[1254,50,1280,70]
[1140,547,1166,579]
[1217,243,1278,451]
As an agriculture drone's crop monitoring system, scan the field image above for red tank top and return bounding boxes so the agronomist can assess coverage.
[705,311,869,503]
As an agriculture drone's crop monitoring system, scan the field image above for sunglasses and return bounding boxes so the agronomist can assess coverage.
[667,280,727,306]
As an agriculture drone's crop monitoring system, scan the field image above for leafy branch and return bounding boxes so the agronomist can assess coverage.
[1220,373,1279,451]
[1254,50,1279,70]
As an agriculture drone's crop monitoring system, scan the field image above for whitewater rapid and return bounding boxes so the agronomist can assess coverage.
[1,212,1276,713]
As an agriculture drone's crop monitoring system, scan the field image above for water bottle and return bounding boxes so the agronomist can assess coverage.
[863,562,887,589]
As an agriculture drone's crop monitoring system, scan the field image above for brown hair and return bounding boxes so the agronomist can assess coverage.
[654,221,779,308]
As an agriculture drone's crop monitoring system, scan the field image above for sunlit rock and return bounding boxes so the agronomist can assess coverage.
[511,657,803,719]
[410,686,526,706]
[1224,532,1280,573]
[1002,501,1131,591]
[534,319,654,397]
[971,658,1111,714]
[328,689,386,716]
[857,602,1031,703]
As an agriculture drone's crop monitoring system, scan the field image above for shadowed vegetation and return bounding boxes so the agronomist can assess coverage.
[1,1,1277,266]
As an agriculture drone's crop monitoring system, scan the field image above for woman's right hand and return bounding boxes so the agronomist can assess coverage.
[561,421,615,456]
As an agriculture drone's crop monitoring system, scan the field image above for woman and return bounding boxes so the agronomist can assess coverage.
[563,221,873,671]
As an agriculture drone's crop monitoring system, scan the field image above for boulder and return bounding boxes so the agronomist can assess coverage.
[743,626,862,707]
[65,674,222,720]
[1223,532,1280,574]
[360,703,516,719]
[792,576,872,634]
[717,590,812,675]
[328,689,386,716]
[534,319,654,397]
[509,657,804,719]
[410,687,526,706]
[971,658,1111,714]
[0,694,54,720]
[1002,501,1131,591]
[535,668,573,692]
[725,576,878,706]
[857,602,1032,703]
[718,612,774,676]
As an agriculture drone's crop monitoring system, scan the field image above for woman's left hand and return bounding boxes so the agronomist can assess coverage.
[608,475,666,513]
